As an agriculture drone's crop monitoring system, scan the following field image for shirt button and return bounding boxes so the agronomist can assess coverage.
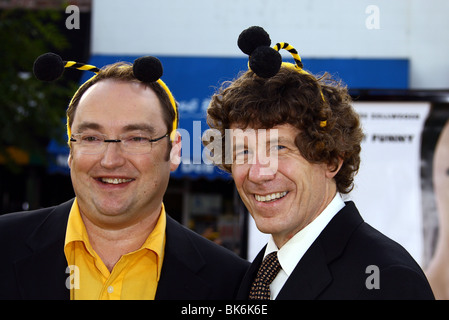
[107,286,114,294]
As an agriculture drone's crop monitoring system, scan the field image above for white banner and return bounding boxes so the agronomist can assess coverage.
[349,101,431,264]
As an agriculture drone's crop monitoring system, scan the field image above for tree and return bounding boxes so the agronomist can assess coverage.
[0,8,76,172]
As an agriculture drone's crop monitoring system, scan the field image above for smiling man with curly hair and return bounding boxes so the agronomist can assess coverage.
[204,26,434,300]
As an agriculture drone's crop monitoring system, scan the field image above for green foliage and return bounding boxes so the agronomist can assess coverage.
[0,9,76,170]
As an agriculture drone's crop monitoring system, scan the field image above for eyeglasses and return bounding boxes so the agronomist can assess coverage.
[70,132,169,155]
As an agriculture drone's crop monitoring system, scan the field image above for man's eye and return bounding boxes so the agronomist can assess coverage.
[234,149,253,164]
[82,136,101,142]
[268,144,287,152]
[274,145,286,151]
[128,136,149,143]
[235,149,249,157]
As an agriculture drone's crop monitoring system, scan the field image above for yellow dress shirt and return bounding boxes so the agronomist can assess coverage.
[64,198,166,300]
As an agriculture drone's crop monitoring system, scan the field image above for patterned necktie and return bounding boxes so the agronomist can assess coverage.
[249,251,282,300]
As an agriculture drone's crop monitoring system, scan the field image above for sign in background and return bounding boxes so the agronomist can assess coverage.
[348,102,430,263]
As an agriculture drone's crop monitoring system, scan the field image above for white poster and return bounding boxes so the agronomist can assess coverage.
[350,102,431,264]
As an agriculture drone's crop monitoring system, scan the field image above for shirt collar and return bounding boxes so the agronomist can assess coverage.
[264,193,345,276]
[64,198,166,279]
[64,198,93,254]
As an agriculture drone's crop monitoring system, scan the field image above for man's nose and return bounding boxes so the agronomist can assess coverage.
[100,142,126,168]
[247,156,277,183]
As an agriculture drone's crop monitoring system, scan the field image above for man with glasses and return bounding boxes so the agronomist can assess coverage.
[0,61,249,300]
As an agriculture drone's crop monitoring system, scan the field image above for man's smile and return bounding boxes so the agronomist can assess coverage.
[254,191,288,203]
[97,177,135,185]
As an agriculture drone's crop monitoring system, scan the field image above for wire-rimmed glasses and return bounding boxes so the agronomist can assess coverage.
[69,132,169,155]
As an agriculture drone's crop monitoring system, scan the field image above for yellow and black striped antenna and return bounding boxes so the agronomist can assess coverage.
[237,26,327,127]
[63,60,100,74]
[273,42,303,69]
[33,52,179,139]
[33,52,99,81]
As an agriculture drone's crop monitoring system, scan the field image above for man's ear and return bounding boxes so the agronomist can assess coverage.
[325,157,344,179]
[68,152,72,169]
[169,131,181,171]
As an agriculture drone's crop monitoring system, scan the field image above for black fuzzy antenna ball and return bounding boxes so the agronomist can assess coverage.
[238,26,271,55]
[249,46,282,79]
[33,52,65,82]
[238,26,282,78]
[133,56,163,83]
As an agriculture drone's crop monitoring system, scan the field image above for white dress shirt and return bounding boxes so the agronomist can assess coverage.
[263,193,345,299]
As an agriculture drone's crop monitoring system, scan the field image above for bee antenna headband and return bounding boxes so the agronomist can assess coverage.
[237,26,327,127]
[237,26,307,78]
[33,52,178,140]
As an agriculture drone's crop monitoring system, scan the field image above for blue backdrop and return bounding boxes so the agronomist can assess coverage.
[47,55,409,179]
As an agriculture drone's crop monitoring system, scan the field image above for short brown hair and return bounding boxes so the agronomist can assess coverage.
[67,62,177,143]
[206,67,364,194]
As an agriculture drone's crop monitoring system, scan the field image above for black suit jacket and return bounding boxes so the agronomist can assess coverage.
[0,199,249,300]
[237,201,434,300]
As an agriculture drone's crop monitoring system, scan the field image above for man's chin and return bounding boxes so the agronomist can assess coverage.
[252,216,282,235]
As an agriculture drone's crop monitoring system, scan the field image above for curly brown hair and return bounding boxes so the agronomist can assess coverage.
[206,66,364,194]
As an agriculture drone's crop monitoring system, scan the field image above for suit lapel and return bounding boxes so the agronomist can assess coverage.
[276,241,332,299]
[277,201,364,299]
[155,215,212,299]
[241,202,364,300]
[240,242,332,300]
[14,199,73,299]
